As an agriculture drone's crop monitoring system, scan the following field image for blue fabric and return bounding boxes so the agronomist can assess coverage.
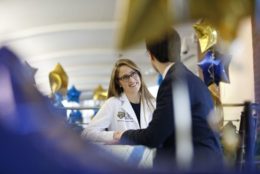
[0,47,135,174]
[127,146,145,166]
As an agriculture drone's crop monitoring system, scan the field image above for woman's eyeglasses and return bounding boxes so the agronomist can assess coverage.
[118,71,138,82]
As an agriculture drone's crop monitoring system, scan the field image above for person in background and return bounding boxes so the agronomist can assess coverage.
[81,59,155,144]
[114,29,223,171]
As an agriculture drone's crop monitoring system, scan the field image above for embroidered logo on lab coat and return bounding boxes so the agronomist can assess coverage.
[117,112,125,119]
[117,112,134,122]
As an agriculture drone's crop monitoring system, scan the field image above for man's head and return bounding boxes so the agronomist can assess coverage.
[145,28,181,63]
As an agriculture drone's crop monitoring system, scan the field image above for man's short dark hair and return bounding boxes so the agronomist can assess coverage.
[145,28,181,63]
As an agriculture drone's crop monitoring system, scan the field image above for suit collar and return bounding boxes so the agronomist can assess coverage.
[162,63,174,79]
[164,62,185,79]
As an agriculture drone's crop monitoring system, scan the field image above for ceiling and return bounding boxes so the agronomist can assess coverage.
[0,0,198,99]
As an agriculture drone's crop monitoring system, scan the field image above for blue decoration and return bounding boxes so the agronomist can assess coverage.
[68,110,83,124]
[157,74,163,85]
[67,85,81,103]
[53,92,64,107]
[0,47,125,173]
[0,47,39,133]
[198,50,231,86]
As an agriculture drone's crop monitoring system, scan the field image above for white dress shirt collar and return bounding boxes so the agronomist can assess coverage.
[162,63,174,79]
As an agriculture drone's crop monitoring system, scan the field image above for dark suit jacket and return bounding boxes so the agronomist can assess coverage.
[120,63,223,170]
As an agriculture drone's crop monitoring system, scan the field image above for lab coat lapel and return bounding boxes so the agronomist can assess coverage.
[140,99,149,128]
[120,93,140,128]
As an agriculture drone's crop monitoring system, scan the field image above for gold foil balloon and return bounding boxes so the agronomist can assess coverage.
[93,85,107,100]
[189,0,253,41]
[221,121,239,165]
[49,63,68,95]
[193,20,217,53]
[117,0,173,50]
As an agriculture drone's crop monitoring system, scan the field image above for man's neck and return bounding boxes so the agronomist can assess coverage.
[157,62,174,75]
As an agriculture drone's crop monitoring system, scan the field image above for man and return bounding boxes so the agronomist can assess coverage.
[114,29,223,171]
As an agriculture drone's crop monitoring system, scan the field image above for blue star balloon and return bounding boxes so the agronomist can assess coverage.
[53,92,64,107]
[67,85,81,103]
[68,110,83,124]
[213,51,231,85]
[68,110,84,134]
[198,50,231,86]
[198,51,215,86]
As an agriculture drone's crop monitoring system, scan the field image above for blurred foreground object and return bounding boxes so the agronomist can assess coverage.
[117,0,173,49]
[24,61,38,84]
[117,0,253,49]
[0,46,139,174]
[236,103,259,171]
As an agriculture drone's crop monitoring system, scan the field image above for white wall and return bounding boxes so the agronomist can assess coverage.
[220,18,254,129]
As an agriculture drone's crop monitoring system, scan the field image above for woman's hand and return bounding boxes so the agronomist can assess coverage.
[104,131,123,145]
[113,131,123,141]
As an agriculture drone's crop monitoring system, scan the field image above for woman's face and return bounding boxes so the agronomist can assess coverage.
[118,65,141,94]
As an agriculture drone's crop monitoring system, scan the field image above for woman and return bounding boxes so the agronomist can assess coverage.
[81,59,155,143]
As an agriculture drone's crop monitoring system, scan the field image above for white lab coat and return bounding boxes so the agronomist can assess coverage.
[82,93,155,143]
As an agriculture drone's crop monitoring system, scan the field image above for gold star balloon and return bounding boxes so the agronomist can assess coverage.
[93,85,107,101]
[49,63,68,96]
[189,0,253,41]
[193,21,217,53]
[117,0,173,50]
[221,121,239,164]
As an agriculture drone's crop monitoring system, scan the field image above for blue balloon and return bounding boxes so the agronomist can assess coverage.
[53,92,64,107]
[68,110,83,134]
[198,50,231,86]
[68,110,83,124]
[67,85,81,102]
